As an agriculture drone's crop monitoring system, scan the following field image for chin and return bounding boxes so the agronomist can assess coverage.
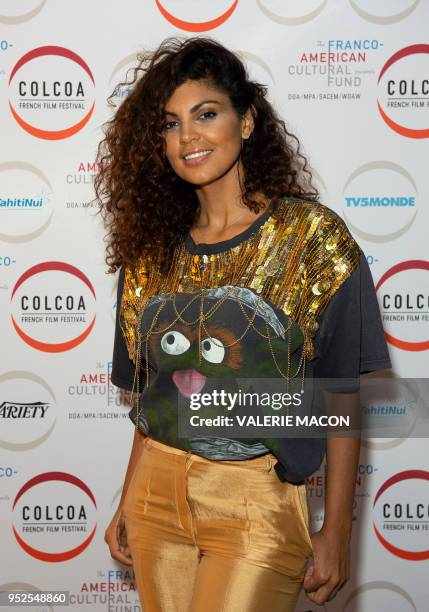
[181,170,222,187]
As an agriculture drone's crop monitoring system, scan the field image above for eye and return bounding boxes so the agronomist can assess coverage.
[163,120,178,131]
[161,331,190,355]
[201,337,225,364]
[199,110,217,121]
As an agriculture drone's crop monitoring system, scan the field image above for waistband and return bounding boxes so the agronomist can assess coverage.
[143,435,277,472]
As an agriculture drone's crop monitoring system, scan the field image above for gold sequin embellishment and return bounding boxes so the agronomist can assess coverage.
[119,197,361,365]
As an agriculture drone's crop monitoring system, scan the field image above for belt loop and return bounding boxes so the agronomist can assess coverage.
[266,453,274,473]
[185,451,193,474]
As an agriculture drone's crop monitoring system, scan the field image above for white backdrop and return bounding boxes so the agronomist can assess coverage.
[1,1,428,610]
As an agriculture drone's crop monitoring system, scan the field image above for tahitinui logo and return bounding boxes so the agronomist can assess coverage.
[12,472,97,561]
[0,1,47,25]
[8,46,95,140]
[108,53,139,105]
[257,0,327,25]
[0,371,56,451]
[360,377,418,450]
[373,470,429,560]
[342,581,417,611]
[0,161,53,244]
[155,0,239,31]
[377,44,429,138]
[376,260,429,351]
[342,161,418,242]
[350,0,420,25]
[11,262,96,352]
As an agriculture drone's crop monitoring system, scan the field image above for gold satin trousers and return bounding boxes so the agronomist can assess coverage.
[122,436,314,612]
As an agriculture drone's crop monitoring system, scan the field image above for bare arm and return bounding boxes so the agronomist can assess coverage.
[117,426,147,510]
[323,390,361,535]
[104,422,146,566]
[304,390,361,605]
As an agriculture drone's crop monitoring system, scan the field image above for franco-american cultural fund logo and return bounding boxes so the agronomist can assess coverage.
[155,0,238,31]
[372,470,429,560]
[377,44,429,138]
[8,45,95,140]
[12,472,97,562]
[376,260,429,351]
[0,371,57,451]
[11,262,96,352]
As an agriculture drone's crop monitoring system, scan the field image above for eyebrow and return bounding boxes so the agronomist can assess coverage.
[163,99,222,117]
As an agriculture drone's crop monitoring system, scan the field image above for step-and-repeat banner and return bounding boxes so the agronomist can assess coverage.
[1,1,428,610]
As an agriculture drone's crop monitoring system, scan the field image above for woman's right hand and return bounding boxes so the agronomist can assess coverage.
[104,508,133,566]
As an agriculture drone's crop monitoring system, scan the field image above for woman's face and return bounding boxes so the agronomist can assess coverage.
[162,79,254,186]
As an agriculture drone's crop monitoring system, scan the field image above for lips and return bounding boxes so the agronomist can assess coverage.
[182,149,214,167]
[172,369,207,397]
[183,148,213,160]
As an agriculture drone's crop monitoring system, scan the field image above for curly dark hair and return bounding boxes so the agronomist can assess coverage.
[93,36,319,274]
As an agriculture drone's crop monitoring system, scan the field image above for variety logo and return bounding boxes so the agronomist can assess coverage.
[0,371,56,451]
[350,0,420,25]
[8,46,95,139]
[12,472,97,561]
[257,0,327,25]
[0,161,53,243]
[11,262,96,352]
[377,44,429,138]
[0,1,47,24]
[155,0,239,31]
[376,260,429,351]
[342,161,418,242]
[372,470,429,560]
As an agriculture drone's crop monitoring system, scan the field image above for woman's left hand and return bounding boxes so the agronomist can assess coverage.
[302,525,351,605]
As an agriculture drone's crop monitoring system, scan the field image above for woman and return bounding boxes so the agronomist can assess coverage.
[96,37,391,611]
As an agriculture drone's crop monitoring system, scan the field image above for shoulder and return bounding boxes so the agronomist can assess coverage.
[119,257,151,304]
[117,258,150,363]
[273,196,355,239]
[271,195,361,266]
[268,197,363,359]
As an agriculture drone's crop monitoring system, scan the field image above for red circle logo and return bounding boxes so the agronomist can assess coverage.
[376,260,429,351]
[373,470,429,560]
[9,46,95,140]
[11,262,96,352]
[12,472,97,562]
[155,0,238,31]
[377,44,429,139]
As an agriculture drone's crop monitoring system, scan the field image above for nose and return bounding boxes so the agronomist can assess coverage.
[179,120,200,145]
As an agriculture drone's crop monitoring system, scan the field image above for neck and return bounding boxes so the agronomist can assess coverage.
[193,160,268,230]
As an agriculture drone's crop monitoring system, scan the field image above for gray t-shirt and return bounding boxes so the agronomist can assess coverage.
[111,203,391,482]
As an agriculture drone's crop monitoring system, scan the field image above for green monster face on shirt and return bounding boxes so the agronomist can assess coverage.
[137,286,305,451]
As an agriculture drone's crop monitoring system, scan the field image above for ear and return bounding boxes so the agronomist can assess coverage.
[241,105,255,140]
